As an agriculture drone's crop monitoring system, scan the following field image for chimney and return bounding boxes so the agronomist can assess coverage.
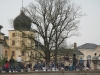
[74,42,77,50]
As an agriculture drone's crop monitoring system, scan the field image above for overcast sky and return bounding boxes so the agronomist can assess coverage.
[0,0,100,46]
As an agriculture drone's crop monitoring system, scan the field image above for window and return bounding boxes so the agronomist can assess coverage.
[12,33,15,37]
[12,40,15,45]
[12,51,15,56]
[22,51,24,56]
[22,33,25,38]
[87,55,91,60]
[5,50,7,56]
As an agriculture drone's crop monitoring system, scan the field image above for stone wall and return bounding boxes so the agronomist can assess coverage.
[0,71,100,75]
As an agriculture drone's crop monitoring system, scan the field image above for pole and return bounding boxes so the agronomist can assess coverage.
[22,0,23,9]
[37,33,39,70]
[38,33,39,50]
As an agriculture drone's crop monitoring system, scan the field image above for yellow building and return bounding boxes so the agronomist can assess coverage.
[4,30,35,61]
[3,11,37,61]
[1,11,44,62]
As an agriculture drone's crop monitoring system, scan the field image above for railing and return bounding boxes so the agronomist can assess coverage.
[0,60,100,73]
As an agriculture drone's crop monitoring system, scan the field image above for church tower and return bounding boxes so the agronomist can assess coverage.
[4,2,35,61]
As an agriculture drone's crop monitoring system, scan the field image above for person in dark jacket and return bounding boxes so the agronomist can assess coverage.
[9,56,15,72]
[86,60,91,70]
[72,54,78,71]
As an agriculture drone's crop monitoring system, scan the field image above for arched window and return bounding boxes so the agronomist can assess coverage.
[87,55,91,60]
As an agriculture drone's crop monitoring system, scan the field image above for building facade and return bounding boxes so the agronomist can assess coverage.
[0,25,5,59]
[4,30,35,61]
[78,43,100,60]
[2,11,37,61]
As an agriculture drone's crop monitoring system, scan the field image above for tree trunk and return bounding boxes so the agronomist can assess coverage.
[45,51,50,63]
[54,28,58,70]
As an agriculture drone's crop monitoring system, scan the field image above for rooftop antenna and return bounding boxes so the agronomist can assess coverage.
[21,0,24,11]
[22,0,23,9]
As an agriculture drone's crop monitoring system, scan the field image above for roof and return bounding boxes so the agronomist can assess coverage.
[0,39,4,43]
[0,25,3,29]
[0,32,5,35]
[4,36,9,47]
[0,36,9,47]
[56,49,84,56]
[74,50,84,55]
[4,36,8,39]
[35,41,44,50]
[77,43,98,49]
[13,11,31,30]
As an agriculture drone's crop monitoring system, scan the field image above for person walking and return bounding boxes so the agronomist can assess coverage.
[5,61,9,72]
[9,56,15,72]
[17,55,22,72]
[64,55,70,71]
[72,54,78,71]
[86,60,91,71]
[79,58,84,71]
[27,62,32,72]
[92,53,98,70]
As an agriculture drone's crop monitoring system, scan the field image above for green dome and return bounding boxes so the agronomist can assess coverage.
[13,11,31,30]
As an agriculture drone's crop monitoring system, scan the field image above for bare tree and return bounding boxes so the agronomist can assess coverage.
[24,0,82,62]
[58,41,73,55]
[11,0,82,63]
[14,31,46,61]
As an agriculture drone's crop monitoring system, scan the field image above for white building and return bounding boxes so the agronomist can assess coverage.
[77,43,99,60]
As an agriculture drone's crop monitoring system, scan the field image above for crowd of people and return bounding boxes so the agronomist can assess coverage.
[62,53,100,71]
[1,53,100,73]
